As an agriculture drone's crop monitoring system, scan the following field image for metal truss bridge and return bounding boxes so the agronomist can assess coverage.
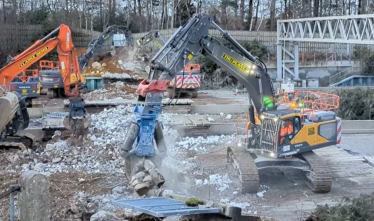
[276,14,374,81]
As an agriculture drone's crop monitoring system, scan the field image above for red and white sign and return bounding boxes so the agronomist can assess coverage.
[336,117,342,144]
[171,74,201,89]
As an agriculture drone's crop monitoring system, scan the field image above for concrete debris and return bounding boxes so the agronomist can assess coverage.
[196,179,203,186]
[226,114,232,120]
[82,82,136,101]
[229,202,250,209]
[102,73,134,79]
[129,159,165,196]
[52,157,62,163]
[218,199,250,210]
[17,105,157,176]
[208,174,233,192]
[52,130,62,139]
[90,210,121,221]
[173,135,234,154]
[92,62,102,69]
[208,117,215,122]
[257,190,266,198]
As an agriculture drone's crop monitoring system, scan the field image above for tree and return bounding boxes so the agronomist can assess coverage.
[269,0,276,31]
[220,0,228,26]
[247,0,253,30]
[174,0,196,27]
[252,0,260,31]
[240,0,245,28]
[313,0,320,17]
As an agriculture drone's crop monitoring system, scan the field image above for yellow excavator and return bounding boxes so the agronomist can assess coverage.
[122,14,341,195]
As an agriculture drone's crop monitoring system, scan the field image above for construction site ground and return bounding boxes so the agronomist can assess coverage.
[1,89,373,221]
[1,53,374,220]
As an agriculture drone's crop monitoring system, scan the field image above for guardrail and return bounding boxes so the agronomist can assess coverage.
[341,120,374,134]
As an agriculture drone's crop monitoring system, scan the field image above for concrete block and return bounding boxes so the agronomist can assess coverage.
[190,105,249,114]
[63,99,194,107]
[18,128,45,142]
[187,115,212,126]
[18,171,51,221]
[27,107,64,118]
[341,120,374,134]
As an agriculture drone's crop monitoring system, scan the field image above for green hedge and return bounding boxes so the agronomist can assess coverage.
[306,192,374,221]
[334,88,374,120]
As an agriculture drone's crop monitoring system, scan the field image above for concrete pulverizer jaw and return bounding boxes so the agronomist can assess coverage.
[63,97,90,136]
[122,92,166,196]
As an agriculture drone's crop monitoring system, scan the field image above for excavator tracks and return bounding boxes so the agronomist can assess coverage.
[0,133,35,150]
[227,146,259,193]
[302,151,332,193]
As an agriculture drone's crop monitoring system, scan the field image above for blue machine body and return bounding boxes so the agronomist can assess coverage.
[133,93,163,157]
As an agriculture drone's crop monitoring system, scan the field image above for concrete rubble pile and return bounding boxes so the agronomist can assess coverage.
[0,100,263,220]
[128,159,165,196]
[84,58,147,79]
[82,82,137,101]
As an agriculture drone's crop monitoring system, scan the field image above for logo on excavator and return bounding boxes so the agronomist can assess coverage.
[19,46,49,68]
[155,40,162,48]
[187,53,194,60]
[222,53,247,71]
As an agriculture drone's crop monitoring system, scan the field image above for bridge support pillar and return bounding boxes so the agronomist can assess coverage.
[276,43,283,81]
[294,42,300,80]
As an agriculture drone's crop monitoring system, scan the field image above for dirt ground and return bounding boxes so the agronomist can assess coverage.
[160,144,374,221]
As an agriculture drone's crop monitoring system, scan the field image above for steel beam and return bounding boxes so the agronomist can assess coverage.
[277,14,374,82]
[277,14,374,45]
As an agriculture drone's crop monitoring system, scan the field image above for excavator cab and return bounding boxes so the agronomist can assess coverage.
[259,109,337,158]
[9,69,40,106]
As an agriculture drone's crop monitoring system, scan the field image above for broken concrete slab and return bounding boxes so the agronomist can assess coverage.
[63,98,194,107]
[169,115,194,125]
[90,210,121,221]
[18,171,51,221]
[187,115,212,126]
[189,105,249,114]
[27,107,65,118]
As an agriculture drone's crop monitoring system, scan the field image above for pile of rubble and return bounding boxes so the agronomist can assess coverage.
[82,82,137,101]
[82,58,147,79]
[0,104,263,220]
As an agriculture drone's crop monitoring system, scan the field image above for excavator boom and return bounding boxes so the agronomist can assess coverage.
[78,25,131,70]
[123,14,276,195]
[136,30,166,48]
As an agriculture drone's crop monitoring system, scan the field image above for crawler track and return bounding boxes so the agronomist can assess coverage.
[0,133,35,150]
[302,151,332,193]
[227,146,259,193]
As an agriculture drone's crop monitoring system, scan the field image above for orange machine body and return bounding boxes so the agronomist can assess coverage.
[0,24,83,97]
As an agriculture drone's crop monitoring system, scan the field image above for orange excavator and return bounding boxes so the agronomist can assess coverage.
[0,24,89,148]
